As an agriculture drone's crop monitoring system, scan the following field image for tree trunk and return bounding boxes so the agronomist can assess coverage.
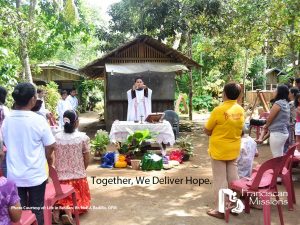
[289,16,298,77]
[262,39,268,90]
[16,0,36,83]
[242,49,249,106]
[187,31,193,120]
[20,36,33,83]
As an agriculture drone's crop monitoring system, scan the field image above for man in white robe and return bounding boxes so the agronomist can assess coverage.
[56,90,72,127]
[66,88,78,111]
[127,77,152,121]
[37,89,50,119]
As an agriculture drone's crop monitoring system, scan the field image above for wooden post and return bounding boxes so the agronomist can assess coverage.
[238,83,244,106]
[175,94,188,113]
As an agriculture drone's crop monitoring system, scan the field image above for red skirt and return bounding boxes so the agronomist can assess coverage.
[57,177,91,214]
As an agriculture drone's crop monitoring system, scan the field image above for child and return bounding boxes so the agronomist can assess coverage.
[294,93,300,148]
[56,90,72,128]
[0,133,22,225]
[237,130,258,178]
[31,99,45,118]
[53,110,90,224]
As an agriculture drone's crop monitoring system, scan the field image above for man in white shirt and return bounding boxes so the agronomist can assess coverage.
[57,90,73,127]
[66,88,78,111]
[37,88,50,119]
[2,82,56,225]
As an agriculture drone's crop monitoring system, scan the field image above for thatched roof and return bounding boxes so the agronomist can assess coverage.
[79,35,201,78]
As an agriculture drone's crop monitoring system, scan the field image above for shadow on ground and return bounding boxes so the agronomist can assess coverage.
[76,112,300,225]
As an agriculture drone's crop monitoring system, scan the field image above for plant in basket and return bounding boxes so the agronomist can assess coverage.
[90,129,110,160]
[124,129,155,169]
[176,135,194,161]
[126,129,155,158]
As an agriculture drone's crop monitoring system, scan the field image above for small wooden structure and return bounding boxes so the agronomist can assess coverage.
[246,90,273,106]
[265,68,286,90]
[33,62,82,90]
[80,35,200,130]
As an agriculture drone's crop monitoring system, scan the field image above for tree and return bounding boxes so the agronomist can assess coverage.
[107,0,222,119]
[0,0,87,82]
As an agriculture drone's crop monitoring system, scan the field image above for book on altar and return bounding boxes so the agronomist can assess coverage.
[145,113,165,123]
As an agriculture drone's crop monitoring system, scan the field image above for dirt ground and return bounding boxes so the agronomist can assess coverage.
[76,112,300,225]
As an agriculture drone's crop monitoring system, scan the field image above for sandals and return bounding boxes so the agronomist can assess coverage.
[206,209,224,219]
[61,214,75,225]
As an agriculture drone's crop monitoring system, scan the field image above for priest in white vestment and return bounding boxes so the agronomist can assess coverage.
[127,77,152,121]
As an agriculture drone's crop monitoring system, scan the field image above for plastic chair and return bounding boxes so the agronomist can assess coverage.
[163,110,179,139]
[279,143,298,211]
[249,112,269,140]
[12,210,38,225]
[44,166,80,225]
[252,143,298,211]
[228,153,290,225]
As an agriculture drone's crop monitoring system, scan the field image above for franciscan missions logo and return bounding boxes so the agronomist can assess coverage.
[218,189,245,214]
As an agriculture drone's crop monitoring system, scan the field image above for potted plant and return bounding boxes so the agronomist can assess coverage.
[91,129,110,160]
[176,135,194,161]
[124,129,154,169]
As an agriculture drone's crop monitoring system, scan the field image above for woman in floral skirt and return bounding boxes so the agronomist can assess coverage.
[53,110,90,224]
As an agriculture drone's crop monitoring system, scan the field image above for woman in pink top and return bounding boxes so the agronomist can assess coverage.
[53,110,90,224]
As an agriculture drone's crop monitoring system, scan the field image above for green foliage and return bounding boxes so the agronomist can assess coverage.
[75,79,104,113]
[192,95,219,112]
[90,129,110,154]
[176,135,194,156]
[118,129,155,157]
[43,81,61,116]
[126,129,153,149]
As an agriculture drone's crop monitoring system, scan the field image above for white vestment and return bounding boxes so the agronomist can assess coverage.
[127,88,152,121]
[56,99,72,127]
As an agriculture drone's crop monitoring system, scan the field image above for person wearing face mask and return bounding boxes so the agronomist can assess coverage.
[127,77,152,121]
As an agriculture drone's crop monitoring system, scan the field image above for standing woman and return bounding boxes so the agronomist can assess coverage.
[204,82,244,219]
[284,87,299,152]
[127,77,152,121]
[53,110,90,224]
[294,93,300,148]
[264,85,290,157]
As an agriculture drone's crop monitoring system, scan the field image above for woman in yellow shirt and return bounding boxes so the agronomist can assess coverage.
[204,82,245,219]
